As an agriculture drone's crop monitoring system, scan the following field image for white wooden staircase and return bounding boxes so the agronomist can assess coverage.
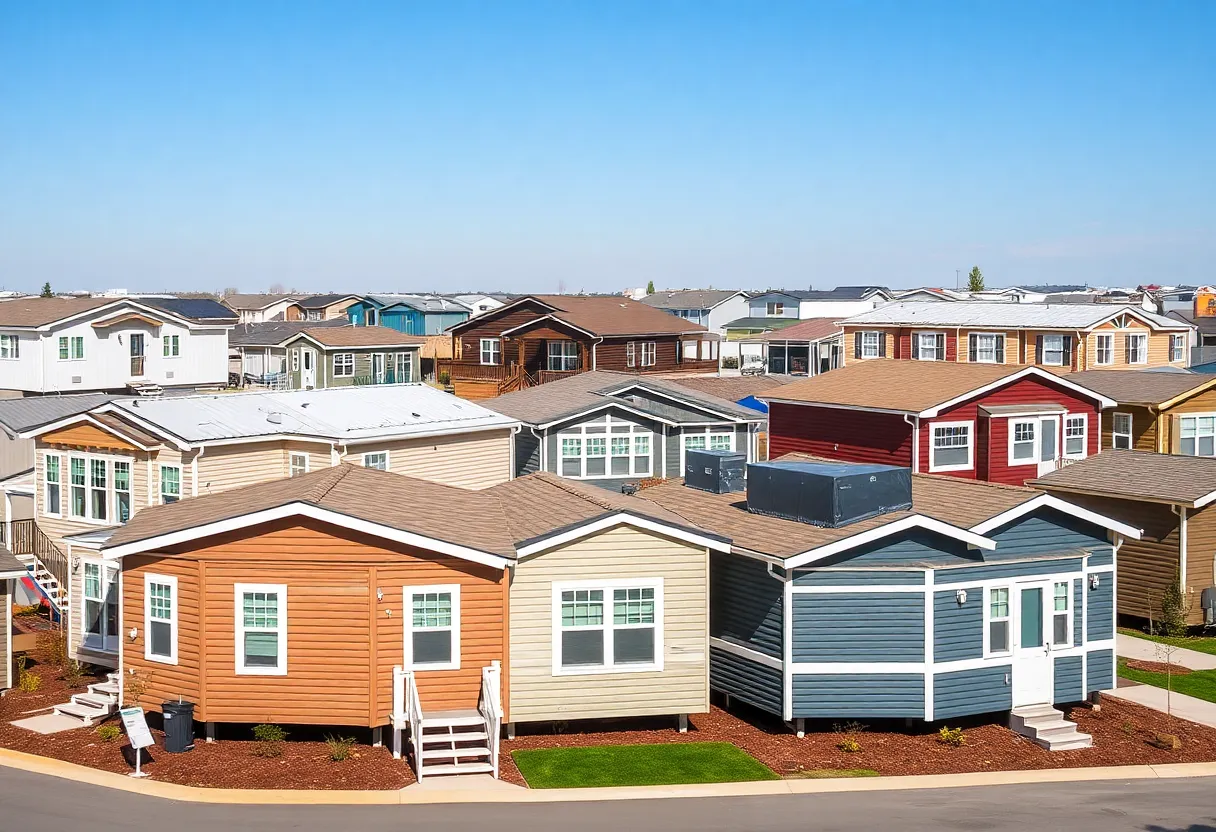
[1009,705,1093,750]
[53,672,121,726]
[392,662,502,781]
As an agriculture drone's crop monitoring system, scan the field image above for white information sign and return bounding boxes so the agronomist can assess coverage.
[118,706,154,778]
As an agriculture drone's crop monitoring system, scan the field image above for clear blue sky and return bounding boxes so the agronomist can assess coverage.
[1,1,1212,295]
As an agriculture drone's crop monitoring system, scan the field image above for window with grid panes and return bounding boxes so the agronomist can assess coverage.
[410,590,455,666]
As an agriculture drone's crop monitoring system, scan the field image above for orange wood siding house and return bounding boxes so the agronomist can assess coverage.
[1066,370,1216,455]
[841,303,1192,372]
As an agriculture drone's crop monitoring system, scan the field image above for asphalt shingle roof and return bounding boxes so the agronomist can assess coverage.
[842,301,1190,330]
[228,320,349,347]
[1065,370,1216,406]
[640,290,741,310]
[1031,449,1216,507]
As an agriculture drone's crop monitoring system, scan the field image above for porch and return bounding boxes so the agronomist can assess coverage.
[392,661,503,780]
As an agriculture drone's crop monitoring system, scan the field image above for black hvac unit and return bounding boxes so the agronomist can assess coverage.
[684,449,747,495]
[745,460,912,528]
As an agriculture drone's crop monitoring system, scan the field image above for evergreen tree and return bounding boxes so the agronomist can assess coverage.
[966,266,985,293]
[39,282,53,298]
[646,280,655,295]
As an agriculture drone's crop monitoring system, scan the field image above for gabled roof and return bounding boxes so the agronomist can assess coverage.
[480,370,762,426]
[220,294,304,311]
[640,290,743,311]
[750,318,842,343]
[665,374,796,403]
[450,295,710,338]
[751,286,890,302]
[284,326,426,349]
[1031,450,1216,508]
[841,301,1191,331]
[0,393,114,437]
[361,294,470,314]
[1065,370,1216,407]
[722,317,804,331]
[296,294,360,309]
[760,360,1114,416]
[228,319,348,348]
[0,297,112,327]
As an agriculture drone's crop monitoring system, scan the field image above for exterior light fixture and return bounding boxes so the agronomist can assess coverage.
[1090,574,1100,589]
[955,589,967,605]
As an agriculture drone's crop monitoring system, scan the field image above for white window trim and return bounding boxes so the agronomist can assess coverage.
[1063,413,1088,460]
[333,353,355,377]
[80,558,119,654]
[558,416,654,479]
[679,426,736,474]
[551,577,665,676]
[159,464,182,505]
[626,342,636,368]
[479,338,500,366]
[969,331,1004,364]
[927,420,974,473]
[914,331,943,361]
[1040,334,1066,367]
[1008,419,1041,467]
[289,452,309,477]
[640,341,656,367]
[1171,333,1186,363]
[162,334,181,359]
[404,584,461,671]
[144,573,179,665]
[291,349,300,372]
[983,585,1013,658]
[58,335,85,362]
[0,334,19,360]
[63,452,134,525]
[362,450,390,471]
[234,583,288,676]
[1094,333,1114,366]
[1111,412,1133,450]
[1051,579,1073,648]
[1178,413,1216,458]
[547,340,579,371]
[860,330,881,359]
[1127,333,1148,365]
[42,451,63,518]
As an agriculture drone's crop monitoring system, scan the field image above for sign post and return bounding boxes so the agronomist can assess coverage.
[119,706,155,778]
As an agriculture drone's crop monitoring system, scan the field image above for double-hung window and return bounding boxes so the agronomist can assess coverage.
[145,574,178,664]
[479,338,500,365]
[333,353,355,376]
[548,341,578,371]
[0,334,17,359]
[626,342,636,368]
[113,461,132,522]
[969,333,1004,364]
[1063,415,1087,458]
[609,436,632,476]
[1052,581,1071,647]
[916,332,943,361]
[1180,415,1216,457]
[1126,333,1148,364]
[1171,334,1186,363]
[860,331,881,359]
[1094,333,1113,366]
[1112,412,1133,450]
[639,342,656,367]
[162,335,180,357]
[235,584,287,675]
[1041,334,1065,366]
[289,452,309,477]
[683,428,733,456]
[69,457,87,518]
[559,419,652,478]
[585,436,607,477]
[1011,421,1037,463]
[929,422,972,471]
[405,585,459,670]
[561,437,583,477]
[58,336,84,361]
[89,459,107,522]
[45,454,62,516]
[362,451,388,471]
[555,580,662,673]
[988,588,1011,654]
[160,465,181,504]
[633,434,651,475]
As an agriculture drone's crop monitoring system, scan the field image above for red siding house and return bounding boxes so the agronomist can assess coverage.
[762,360,1114,485]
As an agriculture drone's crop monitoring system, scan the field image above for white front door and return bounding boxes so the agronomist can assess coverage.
[301,349,316,388]
[82,561,119,654]
[372,353,386,384]
[1012,580,1053,706]
[1037,416,1060,476]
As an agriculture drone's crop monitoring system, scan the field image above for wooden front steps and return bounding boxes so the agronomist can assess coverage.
[415,709,495,776]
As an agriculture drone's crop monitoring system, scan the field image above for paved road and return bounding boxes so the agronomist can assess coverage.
[1,768,1214,832]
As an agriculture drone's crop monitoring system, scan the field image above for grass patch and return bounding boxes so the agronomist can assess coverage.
[511,742,779,788]
[787,768,880,779]
[1118,658,1216,704]
[1119,627,1216,657]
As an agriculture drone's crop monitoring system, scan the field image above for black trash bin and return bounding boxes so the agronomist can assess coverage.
[161,700,195,752]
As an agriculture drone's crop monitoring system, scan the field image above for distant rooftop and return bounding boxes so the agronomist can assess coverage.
[640,289,742,310]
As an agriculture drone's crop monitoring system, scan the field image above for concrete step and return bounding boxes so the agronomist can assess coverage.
[420,762,495,777]
[53,702,110,725]
[420,746,491,760]
[1043,735,1094,751]
[1010,704,1092,751]
[71,693,114,709]
[89,682,120,697]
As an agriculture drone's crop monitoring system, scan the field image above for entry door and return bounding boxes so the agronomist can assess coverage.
[394,352,412,384]
[372,353,386,384]
[301,349,316,388]
[1037,416,1060,476]
[1012,581,1053,706]
[82,562,119,653]
[129,333,146,377]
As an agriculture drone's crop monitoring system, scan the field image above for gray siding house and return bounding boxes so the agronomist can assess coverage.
[482,370,764,490]
[641,455,1136,746]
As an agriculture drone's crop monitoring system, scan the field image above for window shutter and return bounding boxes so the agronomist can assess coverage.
[878,332,886,357]
[968,334,977,363]
[1062,335,1073,368]
[1035,335,1044,365]
[854,332,862,359]
[912,336,920,360]
[995,334,1005,363]
[1125,335,1133,364]
[935,333,945,361]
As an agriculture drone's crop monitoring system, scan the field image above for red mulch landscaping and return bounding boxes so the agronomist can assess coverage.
[1124,659,1193,675]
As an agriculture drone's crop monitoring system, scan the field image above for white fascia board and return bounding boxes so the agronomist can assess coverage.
[784,515,996,569]
[918,366,1116,417]
[1192,490,1216,510]
[536,401,679,429]
[342,420,520,446]
[498,314,597,339]
[448,296,558,333]
[102,501,514,568]
[755,398,914,416]
[603,384,746,422]
[1085,306,1193,333]
[287,332,423,351]
[969,493,1142,540]
[92,404,193,450]
[514,512,731,559]
[18,412,163,451]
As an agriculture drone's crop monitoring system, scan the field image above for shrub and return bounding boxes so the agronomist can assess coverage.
[124,668,151,706]
[324,734,356,762]
[252,723,288,758]
[438,370,452,386]
[37,630,68,667]
[836,737,862,753]
[937,726,966,747]
[833,720,867,753]
[61,660,86,688]
[1160,570,1190,637]
[15,656,41,693]
[721,356,740,369]
[1121,720,1137,735]
[96,724,122,742]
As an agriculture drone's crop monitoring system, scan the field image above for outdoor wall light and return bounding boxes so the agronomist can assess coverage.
[376,587,384,602]
[128,627,138,641]
[386,608,392,617]
[955,589,967,605]
[1090,574,1100,589]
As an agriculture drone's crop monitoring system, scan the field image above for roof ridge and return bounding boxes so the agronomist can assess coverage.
[911,470,1038,494]
[303,464,356,504]
[532,472,622,512]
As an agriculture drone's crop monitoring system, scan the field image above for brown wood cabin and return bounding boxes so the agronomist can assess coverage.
[442,295,720,399]
[1065,370,1216,455]
[1032,450,1216,627]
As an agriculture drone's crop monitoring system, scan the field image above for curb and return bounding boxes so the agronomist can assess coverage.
[3,747,1216,804]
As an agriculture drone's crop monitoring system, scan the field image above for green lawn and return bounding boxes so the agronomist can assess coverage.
[511,742,779,789]
[1118,658,1216,704]
[1118,627,1216,657]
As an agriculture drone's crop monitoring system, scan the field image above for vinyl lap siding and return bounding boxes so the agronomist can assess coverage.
[794,570,925,586]
[1087,572,1114,641]
[508,525,709,723]
[792,593,924,662]
[515,430,541,476]
[935,557,1083,585]
[1054,655,1083,702]
[933,588,982,662]
[710,553,783,657]
[792,673,924,718]
[983,510,1110,558]
[709,646,783,716]
[1087,649,1114,693]
[767,403,913,468]
[120,555,203,709]
[198,441,297,494]
[933,665,1012,719]
[345,429,512,490]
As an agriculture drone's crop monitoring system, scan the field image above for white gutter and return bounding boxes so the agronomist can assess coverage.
[904,414,919,473]
[191,445,206,497]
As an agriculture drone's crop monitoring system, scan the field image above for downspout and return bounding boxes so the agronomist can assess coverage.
[509,424,521,480]
[904,414,919,473]
[530,427,545,473]
[1173,505,1188,596]
[592,337,603,371]
[191,445,206,497]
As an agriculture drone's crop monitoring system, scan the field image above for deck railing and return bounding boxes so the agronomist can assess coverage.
[391,667,425,778]
[5,518,35,554]
[479,661,503,778]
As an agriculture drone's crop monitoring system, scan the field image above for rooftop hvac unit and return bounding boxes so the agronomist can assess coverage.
[684,449,746,495]
[745,460,913,528]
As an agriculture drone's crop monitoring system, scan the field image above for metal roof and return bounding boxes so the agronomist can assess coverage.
[0,393,114,436]
[108,384,519,444]
[841,301,1191,330]
[364,294,470,313]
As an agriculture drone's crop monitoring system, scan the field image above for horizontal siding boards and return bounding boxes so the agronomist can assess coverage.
[935,557,1083,586]
[359,430,513,490]
[709,646,783,717]
[820,529,975,567]
[792,673,925,719]
[982,508,1111,560]
[121,555,203,711]
[1087,649,1114,693]
[933,588,982,662]
[1054,655,1084,703]
[933,665,1012,719]
[709,553,783,658]
[792,593,924,662]
[1087,573,1114,641]
[664,426,680,478]
[1087,548,1114,568]
[515,430,540,476]
[794,569,925,586]
[1,580,10,689]
[199,441,292,494]
[767,403,914,468]
[1074,578,1083,645]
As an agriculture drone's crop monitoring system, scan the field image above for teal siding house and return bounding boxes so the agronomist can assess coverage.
[641,454,1137,748]
[347,295,470,336]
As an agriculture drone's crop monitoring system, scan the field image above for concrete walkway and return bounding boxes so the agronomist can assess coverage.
[1116,632,1216,670]
[1108,683,1216,728]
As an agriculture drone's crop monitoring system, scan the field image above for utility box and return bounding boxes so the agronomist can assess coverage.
[684,449,747,495]
[745,460,912,528]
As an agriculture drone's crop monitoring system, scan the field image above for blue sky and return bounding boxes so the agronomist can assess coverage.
[1,1,1212,295]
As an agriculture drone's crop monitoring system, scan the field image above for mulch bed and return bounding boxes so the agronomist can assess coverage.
[1124,659,1193,675]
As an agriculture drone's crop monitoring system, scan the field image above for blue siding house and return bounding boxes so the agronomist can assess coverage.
[347,295,470,336]
[641,454,1137,745]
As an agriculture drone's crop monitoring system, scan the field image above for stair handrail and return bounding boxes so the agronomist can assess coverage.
[34,527,70,603]
[406,669,424,781]
[478,660,503,778]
